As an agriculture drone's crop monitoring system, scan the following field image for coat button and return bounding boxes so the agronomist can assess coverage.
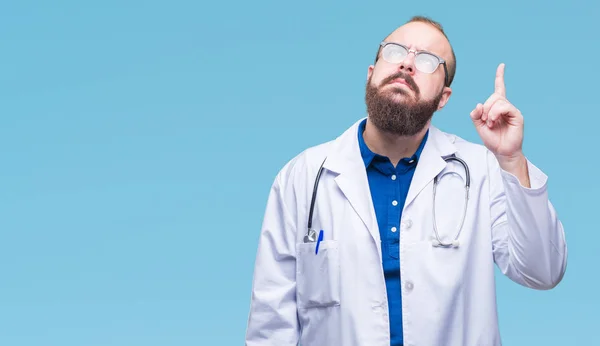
[405,281,414,291]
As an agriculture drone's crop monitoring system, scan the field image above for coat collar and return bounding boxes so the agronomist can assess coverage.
[323,117,458,248]
[357,118,429,169]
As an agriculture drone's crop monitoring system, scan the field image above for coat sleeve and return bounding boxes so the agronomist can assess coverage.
[488,150,568,290]
[245,171,300,345]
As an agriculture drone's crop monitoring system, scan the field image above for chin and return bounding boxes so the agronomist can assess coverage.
[386,90,415,103]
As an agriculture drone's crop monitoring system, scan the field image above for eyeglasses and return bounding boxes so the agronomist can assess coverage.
[377,42,449,87]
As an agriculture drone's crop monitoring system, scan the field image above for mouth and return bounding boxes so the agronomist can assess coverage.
[390,78,412,90]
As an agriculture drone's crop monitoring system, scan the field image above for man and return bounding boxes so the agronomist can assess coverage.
[245,16,567,346]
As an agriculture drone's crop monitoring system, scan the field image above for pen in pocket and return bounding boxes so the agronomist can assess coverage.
[315,230,324,254]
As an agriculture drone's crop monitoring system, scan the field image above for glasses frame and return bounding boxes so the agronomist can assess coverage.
[376,42,449,87]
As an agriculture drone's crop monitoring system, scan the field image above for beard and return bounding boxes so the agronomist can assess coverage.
[365,72,443,136]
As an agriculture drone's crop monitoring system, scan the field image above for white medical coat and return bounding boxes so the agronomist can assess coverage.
[245,118,567,346]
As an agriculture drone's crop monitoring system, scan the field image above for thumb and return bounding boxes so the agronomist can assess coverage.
[470,103,484,125]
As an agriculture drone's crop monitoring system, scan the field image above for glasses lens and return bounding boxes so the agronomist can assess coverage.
[381,44,408,63]
[415,53,440,74]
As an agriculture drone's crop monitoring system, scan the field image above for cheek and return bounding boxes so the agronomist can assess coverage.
[370,66,394,85]
[369,71,383,85]
[414,76,437,97]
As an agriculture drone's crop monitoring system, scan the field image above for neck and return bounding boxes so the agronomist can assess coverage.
[363,118,429,167]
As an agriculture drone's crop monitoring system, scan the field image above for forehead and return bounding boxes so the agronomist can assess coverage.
[385,22,451,59]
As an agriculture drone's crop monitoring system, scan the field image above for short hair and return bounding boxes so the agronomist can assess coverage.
[374,16,457,87]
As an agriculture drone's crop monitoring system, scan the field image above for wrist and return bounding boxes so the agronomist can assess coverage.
[496,151,525,168]
[496,152,531,188]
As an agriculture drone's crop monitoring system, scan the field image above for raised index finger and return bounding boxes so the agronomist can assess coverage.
[495,63,506,97]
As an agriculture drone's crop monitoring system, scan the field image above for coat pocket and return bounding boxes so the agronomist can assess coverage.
[296,240,341,309]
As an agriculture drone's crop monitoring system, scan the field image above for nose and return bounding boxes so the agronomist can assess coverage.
[398,53,417,76]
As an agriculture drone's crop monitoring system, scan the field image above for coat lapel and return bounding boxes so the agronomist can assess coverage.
[323,120,380,251]
[320,120,459,254]
[404,126,458,210]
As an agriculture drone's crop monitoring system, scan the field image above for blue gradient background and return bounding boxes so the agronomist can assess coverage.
[1,1,597,345]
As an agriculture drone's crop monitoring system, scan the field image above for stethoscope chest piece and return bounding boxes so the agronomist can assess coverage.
[304,228,318,243]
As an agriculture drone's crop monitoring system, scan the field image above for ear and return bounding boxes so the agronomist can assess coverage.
[436,86,453,110]
[367,65,374,81]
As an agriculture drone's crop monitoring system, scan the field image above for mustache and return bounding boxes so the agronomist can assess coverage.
[381,72,419,94]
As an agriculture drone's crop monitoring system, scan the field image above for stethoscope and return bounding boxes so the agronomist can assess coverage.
[304,154,471,248]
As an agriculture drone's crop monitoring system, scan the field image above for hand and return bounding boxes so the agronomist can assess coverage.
[470,63,530,187]
[470,63,524,159]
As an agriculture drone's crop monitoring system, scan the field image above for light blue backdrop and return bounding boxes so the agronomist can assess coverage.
[1,0,596,345]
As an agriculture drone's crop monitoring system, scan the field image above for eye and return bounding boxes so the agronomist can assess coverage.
[382,44,408,63]
[415,53,440,73]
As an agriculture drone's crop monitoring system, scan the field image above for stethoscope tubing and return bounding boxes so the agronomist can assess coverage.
[304,154,470,248]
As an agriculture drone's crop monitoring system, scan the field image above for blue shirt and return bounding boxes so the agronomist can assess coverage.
[357,118,428,346]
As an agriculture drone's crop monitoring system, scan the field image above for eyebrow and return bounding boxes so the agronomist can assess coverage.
[395,41,435,54]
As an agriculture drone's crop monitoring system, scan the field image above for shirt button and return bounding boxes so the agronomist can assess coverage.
[391,227,397,232]
[392,200,398,206]
[391,175,397,180]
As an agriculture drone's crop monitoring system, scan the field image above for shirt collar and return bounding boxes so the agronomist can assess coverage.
[357,118,429,168]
